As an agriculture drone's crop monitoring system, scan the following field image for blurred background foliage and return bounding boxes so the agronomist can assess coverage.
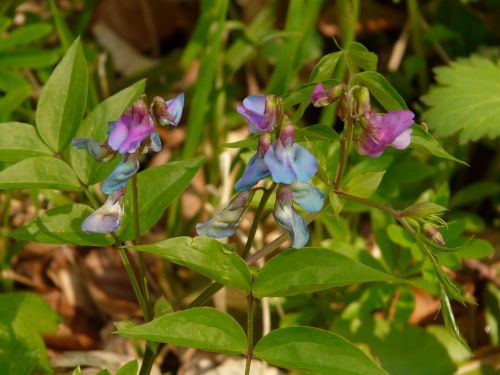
[0,0,499,374]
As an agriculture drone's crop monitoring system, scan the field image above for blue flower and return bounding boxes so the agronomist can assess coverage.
[264,122,318,184]
[234,134,271,192]
[196,191,254,238]
[273,183,325,248]
[101,157,139,194]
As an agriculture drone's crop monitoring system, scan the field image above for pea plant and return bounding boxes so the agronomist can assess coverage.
[0,35,482,375]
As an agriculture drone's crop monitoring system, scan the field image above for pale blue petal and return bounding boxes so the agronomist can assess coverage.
[243,95,266,115]
[264,141,296,184]
[195,218,237,238]
[234,154,270,191]
[72,138,115,161]
[165,93,184,127]
[290,144,317,182]
[81,196,123,233]
[101,158,139,194]
[273,199,309,248]
[292,182,325,213]
[150,132,162,152]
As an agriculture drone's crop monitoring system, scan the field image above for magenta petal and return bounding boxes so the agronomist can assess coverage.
[107,120,129,151]
[117,115,154,154]
[378,110,415,144]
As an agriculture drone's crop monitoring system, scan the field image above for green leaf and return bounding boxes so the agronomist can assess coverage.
[118,307,247,355]
[36,38,88,152]
[0,22,52,50]
[254,327,387,375]
[450,181,500,208]
[310,51,343,82]
[69,80,146,185]
[355,71,407,110]
[422,55,500,143]
[0,122,52,161]
[10,204,112,246]
[0,48,60,68]
[411,126,468,165]
[253,247,399,298]
[115,360,138,375]
[131,236,251,292]
[222,135,259,149]
[0,156,81,191]
[118,157,205,240]
[0,292,61,373]
[343,171,386,199]
[295,124,339,142]
[402,202,448,219]
[345,42,378,72]
[154,296,173,318]
[440,289,470,351]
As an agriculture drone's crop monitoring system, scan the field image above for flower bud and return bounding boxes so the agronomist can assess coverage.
[278,121,295,146]
[356,86,371,115]
[152,93,184,127]
[311,83,346,107]
[132,98,149,119]
[423,224,445,246]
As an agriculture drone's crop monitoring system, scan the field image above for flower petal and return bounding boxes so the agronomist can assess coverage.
[274,187,309,248]
[101,157,139,194]
[164,93,184,127]
[390,128,412,150]
[72,138,115,161]
[116,115,155,154]
[107,115,131,151]
[264,142,317,184]
[292,182,325,213]
[378,110,414,145]
[81,194,123,233]
[150,132,162,152]
[196,191,254,238]
[243,95,266,115]
[290,144,318,182]
[235,154,270,191]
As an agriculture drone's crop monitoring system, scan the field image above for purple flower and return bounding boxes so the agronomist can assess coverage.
[237,95,282,134]
[311,82,346,107]
[107,101,155,154]
[264,122,318,184]
[81,189,124,233]
[357,110,415,158]
[196,191,255,238]
[152,93,184,127]
[234,134,271,192]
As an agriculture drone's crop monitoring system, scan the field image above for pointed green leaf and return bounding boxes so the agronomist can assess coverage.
[131,236,251,292]
[345,42,378,72]
[411,126,467,165]
[0,22,52,50]
[0,122,52,161]
[118,307,247,355]
[36,38,88,151]
[0,157,81,191]
[354,71,407,110]
[310,51,343,82]
[69,80,146,185]
[254,327,387,375]
[253,247,399,298]
[116,360,138,375]
[0,48,60,68]
[440,289,470,351]
[118,157,205,240]
[10,204,113,246]
[343,171,386,199]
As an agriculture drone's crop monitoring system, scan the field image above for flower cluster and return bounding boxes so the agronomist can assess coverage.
[197,95,325,248]
[312,83,415,157]
[73,94,184,233]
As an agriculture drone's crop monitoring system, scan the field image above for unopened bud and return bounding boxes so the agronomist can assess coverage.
[151,93,185,127]
[356,87,371,115]
[278,119,295,146]
[132,99,148,119]
[423,224,445,246]
[311,83,346,107]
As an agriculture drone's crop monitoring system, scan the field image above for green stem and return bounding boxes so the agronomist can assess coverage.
[407,0,427,90]
[241,184,276,259]
[132,174,152,321]
[334,190,402,217]
[244,293,255,375]
[0,191,12,291]
[188,281,223,308]
[333,118,353,190]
